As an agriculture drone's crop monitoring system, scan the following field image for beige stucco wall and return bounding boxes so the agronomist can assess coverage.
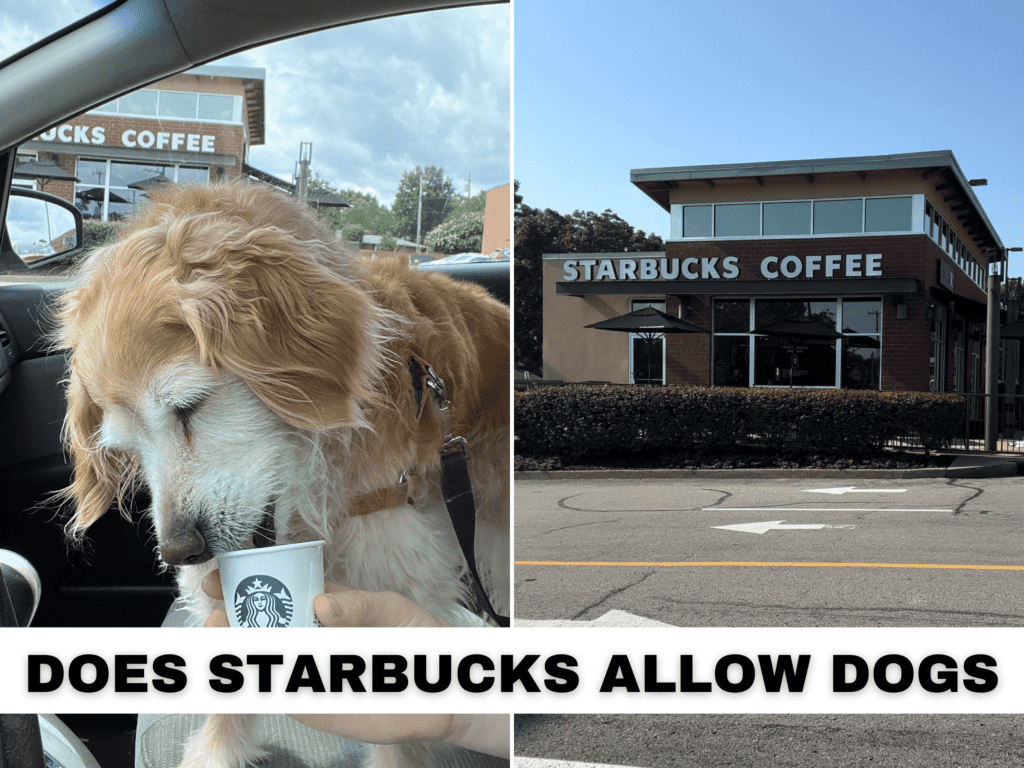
[482,183,510,254]
[543,256,649,382]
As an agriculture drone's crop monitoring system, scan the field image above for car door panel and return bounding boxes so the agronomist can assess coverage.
[0,281,175,628]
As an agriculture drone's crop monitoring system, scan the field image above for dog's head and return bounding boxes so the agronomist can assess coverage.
[56,184,388,565]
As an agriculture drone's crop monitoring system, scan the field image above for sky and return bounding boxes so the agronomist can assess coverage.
[0,0,510,208]
[515,0,1024,275]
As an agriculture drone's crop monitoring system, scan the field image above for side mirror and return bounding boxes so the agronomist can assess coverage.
[3,187,83,270]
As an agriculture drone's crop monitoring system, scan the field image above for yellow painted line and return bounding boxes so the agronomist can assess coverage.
[515,560,1024,571]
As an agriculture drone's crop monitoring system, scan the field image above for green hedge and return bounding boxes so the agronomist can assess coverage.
[514,385,965,461]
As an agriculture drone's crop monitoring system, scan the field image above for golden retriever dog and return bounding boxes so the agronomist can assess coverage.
[55,183,509,768]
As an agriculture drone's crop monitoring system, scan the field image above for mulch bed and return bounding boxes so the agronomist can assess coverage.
[515,445,955,472]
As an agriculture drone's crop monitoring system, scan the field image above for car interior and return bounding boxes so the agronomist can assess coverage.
[0,1,508,766]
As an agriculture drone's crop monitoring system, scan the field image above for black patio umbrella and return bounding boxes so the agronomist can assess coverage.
[128,174,173,191]
[78,187,131,204]
[12,160,79,182]
[752,313,843,386]
[585,306,707,385]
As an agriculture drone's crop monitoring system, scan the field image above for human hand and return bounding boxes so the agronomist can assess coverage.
[288,713,509,758]
[201,571,449,628]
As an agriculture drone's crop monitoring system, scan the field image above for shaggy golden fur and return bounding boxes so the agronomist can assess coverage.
[55,182,509,768]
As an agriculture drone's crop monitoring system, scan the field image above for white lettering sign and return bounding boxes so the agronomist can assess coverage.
[563,254,882,282]
[38,123,216,153]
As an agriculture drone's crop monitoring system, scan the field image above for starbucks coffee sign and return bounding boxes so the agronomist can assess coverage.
[562,253,883,282]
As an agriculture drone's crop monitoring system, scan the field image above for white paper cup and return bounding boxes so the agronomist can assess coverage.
[218,540,326,628]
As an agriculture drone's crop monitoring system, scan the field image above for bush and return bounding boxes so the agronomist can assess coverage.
[424,210,484,254]
[82,221,118,250]
[514,385,965,462]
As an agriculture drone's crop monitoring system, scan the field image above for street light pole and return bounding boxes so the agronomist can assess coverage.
[985,248,1002,451]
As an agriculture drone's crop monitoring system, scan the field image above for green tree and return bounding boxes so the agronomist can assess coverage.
[392,166,457,243]
[424,210,485,254]
[514,181,664,375]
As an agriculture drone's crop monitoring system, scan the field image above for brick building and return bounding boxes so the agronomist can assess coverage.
[14,65,265,220]
[542,151,1006,394]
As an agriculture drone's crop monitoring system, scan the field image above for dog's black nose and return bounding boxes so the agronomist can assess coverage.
[161,526,212,566]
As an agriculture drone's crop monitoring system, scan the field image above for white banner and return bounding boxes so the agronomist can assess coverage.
[2,626,1021,714]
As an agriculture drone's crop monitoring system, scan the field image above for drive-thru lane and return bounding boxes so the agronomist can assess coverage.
[514,714,1024,768]
[514,476,1024,626]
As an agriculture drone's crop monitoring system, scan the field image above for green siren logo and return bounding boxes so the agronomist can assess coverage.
[233,575,295,627]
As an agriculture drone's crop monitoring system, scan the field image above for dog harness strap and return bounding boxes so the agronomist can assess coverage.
[409,355,510,628]
[440,446,510,628]
[348,481,412,517]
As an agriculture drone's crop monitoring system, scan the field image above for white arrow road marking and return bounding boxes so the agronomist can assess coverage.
[516,761,647,768]
[713,520,857,535]
[516,610,676,628]
[702,507,952,513]
[803,486,907,495]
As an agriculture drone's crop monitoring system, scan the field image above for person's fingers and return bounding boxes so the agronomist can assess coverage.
[288,713,456,744]
[205,608,229,628]
[314,584,447,628]
[201,569,224,600]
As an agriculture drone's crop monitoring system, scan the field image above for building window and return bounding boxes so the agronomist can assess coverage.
[951,317,965,393]
[713,298,881,389]
[714,203,760,237]
[813,199,862,235]
[630,299,665,386]
[673,196,912,240]
[91,89,240,124]
[763,201,811,236]
[75,159,209,221]
[865,196,913,233]
[682,205,712,238]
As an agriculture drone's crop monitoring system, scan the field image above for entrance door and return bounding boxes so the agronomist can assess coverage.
[629,299,665,385]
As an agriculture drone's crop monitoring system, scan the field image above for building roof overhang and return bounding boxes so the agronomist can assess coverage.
[187,64,266,146]
[630,150,1004,255]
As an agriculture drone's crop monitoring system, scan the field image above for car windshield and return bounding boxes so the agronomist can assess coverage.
[2,3,510,274]
[0,0,121,62]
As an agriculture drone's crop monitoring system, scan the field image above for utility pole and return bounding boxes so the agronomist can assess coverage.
[415,169,424,253]
[296,142,312,205]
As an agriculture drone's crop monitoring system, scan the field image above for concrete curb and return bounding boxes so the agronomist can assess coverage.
[515,454,1021,481]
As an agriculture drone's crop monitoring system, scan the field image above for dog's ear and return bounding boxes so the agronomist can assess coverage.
[61,367,129,539]
[175,222,387,432]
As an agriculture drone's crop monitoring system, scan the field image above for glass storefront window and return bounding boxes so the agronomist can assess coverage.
[714,297,878,389]
[763,201,811,236]
[713,335,749,386]
[714,203,760,237]
[755,299,836,330]
[841,340,880,390]
[755,336,837,387]
[159,91,199,119]
[713,300,749,333]
[841,299,882,334]
[75,159,209,221]
[682,205,712,238]
[109,161,169,188]
[198,94,234,121]
[865,197,912,232]
[177,166,210,184]
[813,199,862,234]
[120,90,158,116]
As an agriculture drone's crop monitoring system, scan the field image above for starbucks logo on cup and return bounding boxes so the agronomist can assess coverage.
[233,575,295,627]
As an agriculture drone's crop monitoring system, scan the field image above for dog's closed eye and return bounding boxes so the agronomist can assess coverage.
[172,395,207,430]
